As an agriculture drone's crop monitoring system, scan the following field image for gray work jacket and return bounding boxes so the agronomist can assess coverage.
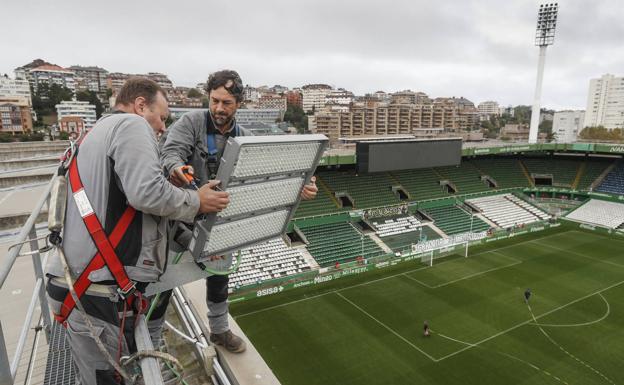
[46,113,200,283]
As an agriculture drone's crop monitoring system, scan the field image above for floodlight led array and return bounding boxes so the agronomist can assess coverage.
[189,134,328,262]
[232,142,322,179]
[535,3,558,46]
[217,177,304,219]
[193,210,290,256]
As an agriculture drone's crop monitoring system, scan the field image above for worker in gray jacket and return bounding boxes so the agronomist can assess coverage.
[46,78,228,385]
[161,70,317,353]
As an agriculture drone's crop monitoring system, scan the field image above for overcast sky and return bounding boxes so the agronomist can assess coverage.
[2,0,622,110]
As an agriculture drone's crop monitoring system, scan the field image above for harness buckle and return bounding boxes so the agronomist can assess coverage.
[117,282,137,300]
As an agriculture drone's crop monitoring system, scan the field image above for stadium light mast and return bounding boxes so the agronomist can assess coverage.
[529,3,558,144]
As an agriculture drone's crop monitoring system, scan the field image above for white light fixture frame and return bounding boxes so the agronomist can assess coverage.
[188,134,328,262]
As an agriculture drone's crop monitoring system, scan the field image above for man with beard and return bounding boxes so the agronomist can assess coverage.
[161,70,318,353]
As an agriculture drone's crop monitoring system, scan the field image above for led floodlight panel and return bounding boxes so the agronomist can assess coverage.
[189,134,328,262]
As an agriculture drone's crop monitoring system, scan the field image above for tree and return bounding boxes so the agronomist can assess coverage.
[48,84,74,107]
[31,83,73,119]
[284,104,308,133]
[579,126,624,142]
[76,90,104,118]
[514,105,532,124]
[187,88,202,98]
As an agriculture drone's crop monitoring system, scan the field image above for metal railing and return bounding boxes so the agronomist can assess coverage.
[0,177,164,385]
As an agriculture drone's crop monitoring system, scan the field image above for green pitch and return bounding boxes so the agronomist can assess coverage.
[231,226,624,385]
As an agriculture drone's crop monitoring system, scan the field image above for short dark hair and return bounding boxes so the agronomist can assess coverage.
[115,77,167,107]
[206,70,244,102]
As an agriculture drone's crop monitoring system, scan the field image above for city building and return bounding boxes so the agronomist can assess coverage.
[55,99,97,130]
[14,59,54,82]
[553,110,584,143]
[68,66,108,93]
[0,75,32,106]
[258,92,287,111]
[243,86,261,103]
[302,84,332,113]
[540,111,554,123]
[500,124,529,141]
[29,65,76,96]
[0,98,33,133]
[235,108,284,125]
[286,89,302,109]
[324,89,354,112]
[373,91,390,103]
[584,74,624,129]
[390,90,430,105]
[106,72,174,96]
[58,116,85,136]
[270,85,289,94]
[312,101,479,143]
[478,101,500,116]
[499,105,515,117]
[168,87,202,107]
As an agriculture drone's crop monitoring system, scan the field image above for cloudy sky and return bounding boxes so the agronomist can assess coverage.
[2,0,622,109]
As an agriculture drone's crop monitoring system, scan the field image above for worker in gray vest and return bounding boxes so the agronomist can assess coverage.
[46,78,229,384]
[161,70,317,353]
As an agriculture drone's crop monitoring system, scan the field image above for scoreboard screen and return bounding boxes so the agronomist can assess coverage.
[356,138,462,173]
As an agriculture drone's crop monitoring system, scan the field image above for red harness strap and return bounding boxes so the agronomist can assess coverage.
[54,156,137,324]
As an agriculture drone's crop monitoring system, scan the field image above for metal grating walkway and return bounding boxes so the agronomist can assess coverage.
[43,322,76,385]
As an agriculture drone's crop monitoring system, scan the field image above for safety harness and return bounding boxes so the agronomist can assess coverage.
[205,111,239,179]
[54,154,141,325]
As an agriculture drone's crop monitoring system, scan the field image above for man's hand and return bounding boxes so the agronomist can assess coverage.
[301,176,318,200]
[171,165,193,187]
[197,180,230,213]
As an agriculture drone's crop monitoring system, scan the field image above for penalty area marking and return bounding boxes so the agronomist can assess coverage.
[529,293,611,328]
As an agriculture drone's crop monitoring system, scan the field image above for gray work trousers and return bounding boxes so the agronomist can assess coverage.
[206,274,229,334]
[46,285,169,385]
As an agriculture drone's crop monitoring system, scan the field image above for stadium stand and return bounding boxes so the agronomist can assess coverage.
[566,199,624,229]
[318,170,401,209]
[435,162,490,194]
[522,156,579,187]
[228,238,313,289]
[301,222,385,266]
[469,157,531,188]
[372,215,422,237]
[466,193,550,228]
[421,205,490,235]
[392,168,449,201]
[596,162,624,195]
[576,158,614,190]
[294,186,343,218]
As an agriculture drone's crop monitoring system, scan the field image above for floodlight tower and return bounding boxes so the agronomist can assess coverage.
[529,3,558,144]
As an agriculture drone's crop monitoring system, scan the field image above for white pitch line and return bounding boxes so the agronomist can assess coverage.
[435,279,624,362]
[530,293,611,328]
[335,292,439,362]
[403,251,522,289]
[235,231,567,319]
[532,239,624,269]
[436,331,569,385]
[527,303,615,385]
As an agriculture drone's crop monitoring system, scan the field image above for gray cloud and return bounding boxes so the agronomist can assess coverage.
[2,0,622,110]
